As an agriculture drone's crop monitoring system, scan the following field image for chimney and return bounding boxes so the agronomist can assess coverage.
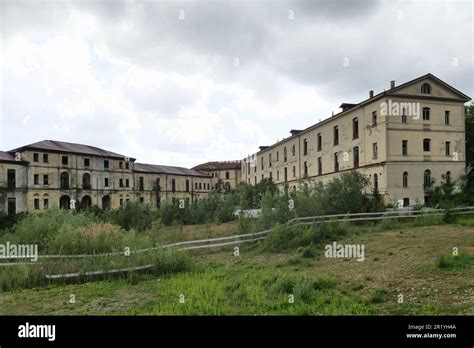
[369,90,374,98]
[390,80,395,89]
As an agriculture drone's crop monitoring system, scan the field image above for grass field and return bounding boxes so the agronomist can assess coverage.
[0,218,473,315]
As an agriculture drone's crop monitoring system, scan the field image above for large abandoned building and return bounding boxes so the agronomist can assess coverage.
[192,161,242,192]
[241,73,471,206]
[1,74,471,214]
[0,140,213,214]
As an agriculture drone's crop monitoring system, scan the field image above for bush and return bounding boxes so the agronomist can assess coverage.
[151,250,192,275]
[108,201,158,231]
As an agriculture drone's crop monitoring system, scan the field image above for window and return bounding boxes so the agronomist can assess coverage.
[401,107,407,124]
[225,171,230,179]
[304,161,308,177]
[126,179,129,187]
[33,153,39,162]
[7,169,15,189]
[421,83,431,94]
[269,172,273,179]
[171,179,176,192]
[373,143,378,159]
[292,166,296,177]
[372,111,377,126]
[276,171,279,181]
[8,198,16,216]
[445,111,450,125]
[261,174,264,181]
[269,153,272,167]
[403,172,408,188]
[334,126,339,145]
[62,156,68,165]
[119,179,123,187]
[446,171,451,183]
[303,139,308,156]
[318,157,322,175]
[44,198,49,209]
[104,160,109,169]
[120,198,123,206]
[195,182,198,189]
[83,173,91,189]
[276,151,279,161]
[353,146,359,168]
[84,158,90,167]
[334,152,339,172]
[402,140,408,156]
[424,169,432,188]
[60,172,69,189]
[423,138,431,152]
[139,197,144,203]
[43,175,48,185]
[445,141,451,156]
[104,178,109,187]
[34,174,39,185]
[34,198,40,210]
[317,133,322,151]
[125,162,130,169]
[155,178,160,190]
[373,174,378,190]
[186,180,190,192]
[403,198,410,207]
[119,161,123,169]
[352,118,359,139]
[292,144,296,156]
[284,167,288,182]
[422,107,430,121]
[139,177,144,191]
[284,147,288,162]
[199,182,202,190]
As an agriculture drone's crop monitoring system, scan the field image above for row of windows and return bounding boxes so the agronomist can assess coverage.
[210,171,231,179]
[32,153,131,170]
[404,139,452,155]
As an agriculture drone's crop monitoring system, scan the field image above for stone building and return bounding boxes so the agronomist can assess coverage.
[241,73,471,206]
[192,161,242,192]
[0,140,212,214]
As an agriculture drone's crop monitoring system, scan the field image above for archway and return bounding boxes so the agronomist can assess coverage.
[81,195,92,209]
[102,195,111,209]
[60,195,70,209]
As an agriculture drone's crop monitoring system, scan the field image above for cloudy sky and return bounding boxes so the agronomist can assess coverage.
[1,0,472,167]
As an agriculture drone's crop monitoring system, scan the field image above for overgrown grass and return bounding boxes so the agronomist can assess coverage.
[437,252,473,269]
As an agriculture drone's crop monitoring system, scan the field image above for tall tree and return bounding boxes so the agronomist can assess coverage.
[465,103,474,167]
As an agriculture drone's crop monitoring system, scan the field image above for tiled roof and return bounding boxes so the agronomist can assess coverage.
[0,151,21,163]
[192,161,241,171]
[134,163,211,177]
[10,140,131,160]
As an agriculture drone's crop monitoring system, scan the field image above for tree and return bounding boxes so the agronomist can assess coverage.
[465,103,474,167]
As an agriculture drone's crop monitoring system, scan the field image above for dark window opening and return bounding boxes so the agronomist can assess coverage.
[139,176,144,191]
[423,138,431,152]
[353,146,359,168]
[62,156,68,165]
[7,169,15,190]
[60,172,69,189]
[33,153,39,162]
[43,154,48,163]
[84,158,90,167]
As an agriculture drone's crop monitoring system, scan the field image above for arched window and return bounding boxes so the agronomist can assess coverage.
[424,169,432,188]
[60,172,69,189]
[445,171,451,183]
[373,173,378,190]
[82,173,91,189]
[403,171,408,188]
[421,83,431,94]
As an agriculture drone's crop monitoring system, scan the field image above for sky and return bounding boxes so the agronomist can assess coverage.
[1,0,473,168]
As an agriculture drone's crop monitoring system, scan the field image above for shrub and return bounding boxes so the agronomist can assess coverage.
[108,201,158,231]
[151,250,192,275]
